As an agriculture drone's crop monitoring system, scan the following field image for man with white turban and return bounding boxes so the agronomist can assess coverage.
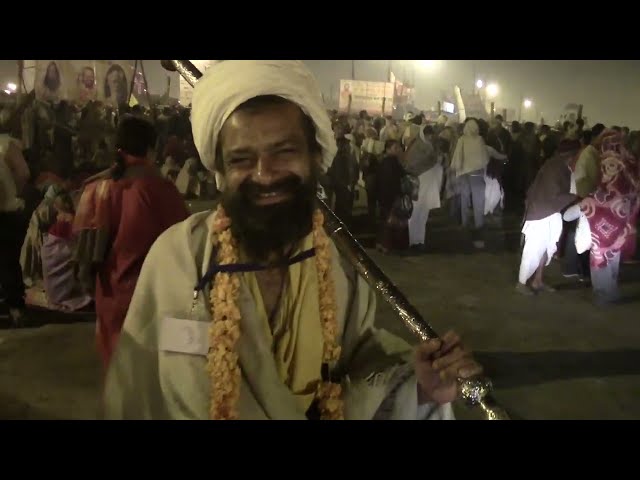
[104,60,482,420]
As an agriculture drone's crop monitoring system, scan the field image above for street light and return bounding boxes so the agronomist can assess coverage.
[416,60,440,70]
[476,79,484,89]
[486,83,499,98]
[7,82,16,92]
[523,98,532,108]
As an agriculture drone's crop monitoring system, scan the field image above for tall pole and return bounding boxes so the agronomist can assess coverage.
[140,60,154,109]
[127,59,139,107]
[351,60,355,80]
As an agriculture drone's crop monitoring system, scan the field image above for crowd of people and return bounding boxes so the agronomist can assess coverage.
[321,109,639,306]
[0,96,217,330]
[0,60,638,420]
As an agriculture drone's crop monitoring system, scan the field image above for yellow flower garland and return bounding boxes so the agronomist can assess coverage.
[207,205,344,420]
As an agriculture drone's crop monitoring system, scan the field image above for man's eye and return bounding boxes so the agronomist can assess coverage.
[229,157,250,165]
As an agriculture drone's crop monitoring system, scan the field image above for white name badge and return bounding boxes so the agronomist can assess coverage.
[159,317,210,356]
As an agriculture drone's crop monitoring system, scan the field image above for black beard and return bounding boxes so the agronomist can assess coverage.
[222,172,317,263]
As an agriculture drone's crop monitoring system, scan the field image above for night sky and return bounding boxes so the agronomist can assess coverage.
[2,60,638,128]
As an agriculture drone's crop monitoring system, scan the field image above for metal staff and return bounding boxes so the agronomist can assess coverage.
[161,60,509,420]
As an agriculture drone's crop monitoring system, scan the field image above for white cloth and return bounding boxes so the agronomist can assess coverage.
[190,61,336,189]
[562,204,582,222]
[518,213,563,284]
[483,145,506,215]
[175,158,199,196]
[484,176,503,215]
[408,165,443,246]
[575,212,592,254]
[160,156,180,179]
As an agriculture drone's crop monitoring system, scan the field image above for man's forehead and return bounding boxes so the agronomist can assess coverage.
[220,103,307,145]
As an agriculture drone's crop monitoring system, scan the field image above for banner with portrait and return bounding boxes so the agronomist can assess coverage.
[338,79,394,116]
[67,60,99,105]
[95,60,135,108]
[34,60,70,103]
[33,60,134,108]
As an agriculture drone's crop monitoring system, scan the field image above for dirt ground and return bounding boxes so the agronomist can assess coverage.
[1,210,639,420]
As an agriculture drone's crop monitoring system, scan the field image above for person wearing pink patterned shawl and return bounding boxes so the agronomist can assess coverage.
[580,130,640,305]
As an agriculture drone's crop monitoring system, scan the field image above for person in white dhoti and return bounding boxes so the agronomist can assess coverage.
[517,140,580,295]
[405,125,442,249]
[103,60,483,420]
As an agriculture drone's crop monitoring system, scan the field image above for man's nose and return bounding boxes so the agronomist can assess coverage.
[251,155,278,185]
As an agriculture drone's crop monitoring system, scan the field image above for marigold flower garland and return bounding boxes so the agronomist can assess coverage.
[207,205,344,420]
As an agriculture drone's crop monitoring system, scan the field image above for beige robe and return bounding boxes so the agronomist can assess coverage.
[104,210,454,420]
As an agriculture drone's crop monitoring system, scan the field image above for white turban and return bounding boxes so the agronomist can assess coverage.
[191,60,336,186]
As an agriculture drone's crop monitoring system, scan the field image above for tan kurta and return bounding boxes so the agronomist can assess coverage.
[103,211,454,420]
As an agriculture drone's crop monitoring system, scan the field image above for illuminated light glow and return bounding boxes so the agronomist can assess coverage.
[417,60,440,70]
[7,82,17,91]
[486,83,499,98]
[3,89,10,94]
[523,99,533,108]
[476,79,484,89]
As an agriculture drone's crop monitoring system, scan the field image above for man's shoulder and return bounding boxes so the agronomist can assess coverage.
[144,210,213,266]
[152,209,212,245]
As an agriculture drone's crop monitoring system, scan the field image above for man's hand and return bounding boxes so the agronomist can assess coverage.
[414,331,483,405]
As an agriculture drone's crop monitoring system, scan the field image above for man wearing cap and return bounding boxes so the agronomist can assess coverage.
[104,61,482,420]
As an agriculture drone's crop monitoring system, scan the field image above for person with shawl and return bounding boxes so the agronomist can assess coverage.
[405,124,442,249]
[450,118,490,248]
[577,131,640,305]
[103,60,482,420]
[39,190,93,311]
[516,140,581,295]
[73,115,189,369]
[20,184,61,290]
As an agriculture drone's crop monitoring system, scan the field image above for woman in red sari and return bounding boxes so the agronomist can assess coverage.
[580,130,640,305]
[73,115,189,369]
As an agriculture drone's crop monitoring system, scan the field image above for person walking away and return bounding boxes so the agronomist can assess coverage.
[73,115,189,369]
[450,118,489,248]
[562,124,606,280]
[377,140,410,253]
[516,140,581,295]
